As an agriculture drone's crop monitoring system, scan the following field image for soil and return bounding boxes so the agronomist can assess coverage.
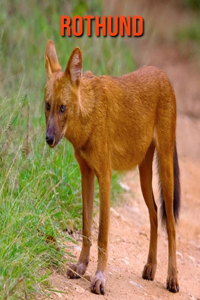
[48,1,200,299]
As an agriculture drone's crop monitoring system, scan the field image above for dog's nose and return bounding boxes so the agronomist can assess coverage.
[46,135,54,146]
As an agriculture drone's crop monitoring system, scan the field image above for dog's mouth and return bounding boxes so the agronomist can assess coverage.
[46,134,64,148]
[46,136,56,148]
[49,139,56,148]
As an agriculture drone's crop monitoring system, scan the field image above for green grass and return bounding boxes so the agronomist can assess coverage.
[0,0,135,298]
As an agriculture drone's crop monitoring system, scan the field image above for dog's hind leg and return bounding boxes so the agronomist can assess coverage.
[139,141,158,281]
[156,142,180,292]
[67,151,95,279]
[155,95,180,292]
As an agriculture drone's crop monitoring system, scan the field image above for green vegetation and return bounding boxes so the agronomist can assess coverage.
[182,0,200,10]
[176,11,200,63]
[175,2,200,60]
[0,0,135,298]
[177,20,200,44]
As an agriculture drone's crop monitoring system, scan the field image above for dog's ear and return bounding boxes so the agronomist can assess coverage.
[45,40,61,78]
[65,47,82,86]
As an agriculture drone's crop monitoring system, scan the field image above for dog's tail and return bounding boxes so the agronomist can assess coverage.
[158,142,181,227]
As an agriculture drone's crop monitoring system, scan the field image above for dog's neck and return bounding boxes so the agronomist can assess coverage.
[64,76,97,150]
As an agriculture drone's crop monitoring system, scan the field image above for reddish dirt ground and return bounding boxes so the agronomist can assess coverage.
[48,1,200,299]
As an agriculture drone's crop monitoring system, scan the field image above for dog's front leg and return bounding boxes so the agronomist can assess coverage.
[67,151,95,279]
[90,167,111,295]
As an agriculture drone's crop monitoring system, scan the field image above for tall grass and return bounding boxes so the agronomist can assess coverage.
[0,0,135,298]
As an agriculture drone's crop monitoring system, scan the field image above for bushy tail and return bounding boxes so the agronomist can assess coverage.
[159,142,181,226]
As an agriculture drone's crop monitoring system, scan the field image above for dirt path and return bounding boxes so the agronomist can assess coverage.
[49,2,200,299]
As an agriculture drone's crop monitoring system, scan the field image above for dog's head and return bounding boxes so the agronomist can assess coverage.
[44,40,82,147]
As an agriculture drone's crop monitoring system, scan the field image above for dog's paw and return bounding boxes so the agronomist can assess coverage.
[67,263,87,279]
[167,274,179,293]
[90,271,106,295]
[142,263,157,281]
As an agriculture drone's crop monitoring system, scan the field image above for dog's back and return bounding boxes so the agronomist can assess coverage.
[81,66,176,171]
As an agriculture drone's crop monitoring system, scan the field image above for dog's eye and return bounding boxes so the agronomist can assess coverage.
[60,105,66,113]
[46,102,50,111]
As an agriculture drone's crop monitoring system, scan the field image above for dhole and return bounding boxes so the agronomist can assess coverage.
[44,40,180,295]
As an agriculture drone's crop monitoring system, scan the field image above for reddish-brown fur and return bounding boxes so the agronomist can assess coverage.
[44,40,180,295]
